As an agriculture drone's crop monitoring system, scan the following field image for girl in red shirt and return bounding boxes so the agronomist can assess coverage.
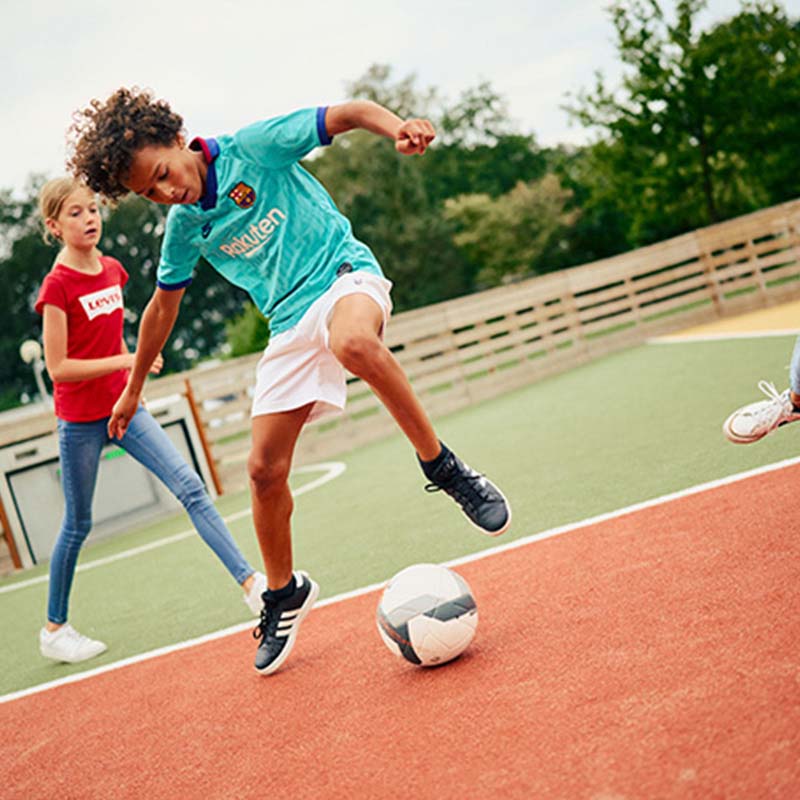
[35,177,265,663]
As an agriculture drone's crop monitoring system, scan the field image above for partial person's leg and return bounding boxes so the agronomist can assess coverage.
[117,407,257,588]
[723,337,800,443]
[328,294,440,459]
[789,336,800,403]
[328,293,510,535]
[248,405,313,589]
[248,405,319,675]
[47,419,106,626]
[40,419,108,663]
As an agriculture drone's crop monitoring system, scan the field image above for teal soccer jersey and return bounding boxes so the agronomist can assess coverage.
[157,107,383,334]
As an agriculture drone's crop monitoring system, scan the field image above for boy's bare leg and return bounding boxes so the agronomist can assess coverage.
[329,291,510,536]
[328,294,440,460]
[248,404,313,590]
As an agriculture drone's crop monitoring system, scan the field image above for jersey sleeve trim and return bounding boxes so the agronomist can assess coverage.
[156,277,193,291]
[316,106,334,146]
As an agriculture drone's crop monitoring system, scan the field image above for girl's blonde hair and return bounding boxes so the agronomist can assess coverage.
[38,177,91,245]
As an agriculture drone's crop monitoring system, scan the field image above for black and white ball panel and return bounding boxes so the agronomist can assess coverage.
[376,564,478,666]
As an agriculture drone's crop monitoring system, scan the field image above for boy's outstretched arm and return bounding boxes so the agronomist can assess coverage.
[108,287,185,438]
[325,101,435,155]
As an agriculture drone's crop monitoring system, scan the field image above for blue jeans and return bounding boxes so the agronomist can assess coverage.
[48,406,254,624]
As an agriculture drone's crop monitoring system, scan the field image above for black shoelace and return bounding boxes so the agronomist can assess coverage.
[425,469,495,509]
[252,602,280,642]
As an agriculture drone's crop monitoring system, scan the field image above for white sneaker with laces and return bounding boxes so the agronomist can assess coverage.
[243,571,268,616]
[39,624,107,664]
[723,381,800,444]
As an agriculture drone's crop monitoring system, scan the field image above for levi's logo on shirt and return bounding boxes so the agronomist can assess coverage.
[79,285,123,320]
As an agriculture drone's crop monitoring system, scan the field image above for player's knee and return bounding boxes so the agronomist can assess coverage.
[247,452,291,494]
[331,332,385,376]
[173,467,207,508]
[58,516,92,551]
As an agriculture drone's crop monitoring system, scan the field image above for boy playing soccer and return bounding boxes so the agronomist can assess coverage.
[68,88,511,675]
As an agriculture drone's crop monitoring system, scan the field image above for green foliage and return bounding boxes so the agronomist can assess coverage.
[546,145,633,268]
[346,64,439,119]
[423,134,548,205]
[566,0,800,244]
[0,178,54,408]
[4,12,800,410]
[693,1,800,205]
[307,66,551,309]
[0,188,252,408]
[307,111,473,310]
[444,176,577,285]
[225,302,270,358]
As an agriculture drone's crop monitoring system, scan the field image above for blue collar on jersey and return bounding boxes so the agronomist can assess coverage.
[190,137,220,211]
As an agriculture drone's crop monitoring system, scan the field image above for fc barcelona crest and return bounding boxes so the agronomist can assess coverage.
[228,181,256,209]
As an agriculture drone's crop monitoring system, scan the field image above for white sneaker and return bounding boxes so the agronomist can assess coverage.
[723,381,800,444]
[39,624,107,664]
[243,571,267,616]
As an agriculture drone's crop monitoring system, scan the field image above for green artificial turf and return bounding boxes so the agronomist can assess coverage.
[2,334,796,695]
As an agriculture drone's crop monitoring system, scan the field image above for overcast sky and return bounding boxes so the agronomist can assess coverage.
[1,0,748,196]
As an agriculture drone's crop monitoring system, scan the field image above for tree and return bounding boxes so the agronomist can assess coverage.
[307,68,475,309]
[566,0,800,244]
[444,176,577,285]
[0,179,54,408]
[545,144,634,269]
[346,64,439,120]
[425,81,548,203]
[225,303,270,358]
[0,186,252,409]
[307,65,550,308]
[695,2,800,205]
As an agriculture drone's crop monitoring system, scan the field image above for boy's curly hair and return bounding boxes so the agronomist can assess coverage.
[67,87,184,201]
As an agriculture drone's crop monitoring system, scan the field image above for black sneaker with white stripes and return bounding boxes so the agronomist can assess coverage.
[253,571,319,675]
[420,445,511,536]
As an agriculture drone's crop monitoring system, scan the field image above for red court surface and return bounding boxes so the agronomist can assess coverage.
[3,465,800,799]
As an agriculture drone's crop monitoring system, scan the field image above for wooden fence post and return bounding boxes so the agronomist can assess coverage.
[697,233,724,318]
[0,495,22,570]
[184,378,225,496]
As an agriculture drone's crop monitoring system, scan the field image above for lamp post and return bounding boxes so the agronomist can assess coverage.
[19,339,51,408]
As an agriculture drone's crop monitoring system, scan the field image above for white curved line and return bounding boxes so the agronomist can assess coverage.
[0,461,346,595]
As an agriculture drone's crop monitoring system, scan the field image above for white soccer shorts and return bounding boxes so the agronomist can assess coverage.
[251,271,393,422]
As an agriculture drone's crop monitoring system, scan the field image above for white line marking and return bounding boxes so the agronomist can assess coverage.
[0,580,389,706]
[649,329,799,344]
[446,454,800,569]
[0,462,346,596]
[3,454,799,706]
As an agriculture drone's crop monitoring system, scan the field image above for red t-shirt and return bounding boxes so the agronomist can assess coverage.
[34,256,130,422]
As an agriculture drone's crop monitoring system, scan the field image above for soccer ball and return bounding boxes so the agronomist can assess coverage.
[376,563,478,667]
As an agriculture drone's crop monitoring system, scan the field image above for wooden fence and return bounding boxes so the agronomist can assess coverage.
[4,197,800,495]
